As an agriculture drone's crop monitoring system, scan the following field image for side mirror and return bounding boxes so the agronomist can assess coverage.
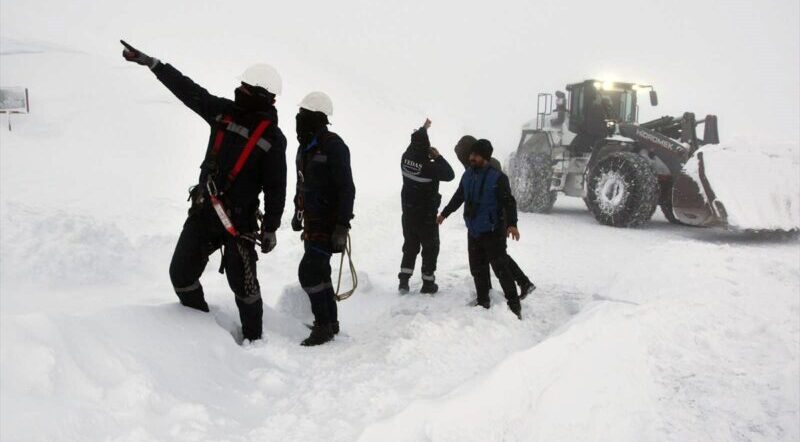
[649,90,659,106]
[703,115,719,144]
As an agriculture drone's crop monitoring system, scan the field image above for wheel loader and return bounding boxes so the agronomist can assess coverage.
[508,79,733,228]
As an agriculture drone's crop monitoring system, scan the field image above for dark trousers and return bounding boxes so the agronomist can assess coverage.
[169,214,263,340]
[500,231,531,287]
[507,256,531,286]
[399,212,440,281]
[468,230,520,308]
[298,240,338,325]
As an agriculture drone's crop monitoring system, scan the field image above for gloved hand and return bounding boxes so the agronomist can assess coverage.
[120,40,159,68]
[260,229,277,254]
[331,224,349,253]
[291,212,303,232]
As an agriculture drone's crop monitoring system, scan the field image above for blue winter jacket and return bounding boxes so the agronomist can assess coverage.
[441,164,518,238]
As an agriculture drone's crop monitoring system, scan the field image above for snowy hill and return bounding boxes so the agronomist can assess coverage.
[2,1,799,441]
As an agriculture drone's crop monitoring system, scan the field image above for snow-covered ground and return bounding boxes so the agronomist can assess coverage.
[2,2,799,441]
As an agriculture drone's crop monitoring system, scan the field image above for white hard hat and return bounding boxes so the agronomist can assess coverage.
[240,64,282,95]
[298,91,333,117]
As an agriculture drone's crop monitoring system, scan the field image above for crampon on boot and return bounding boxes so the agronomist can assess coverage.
[301,323,335,346]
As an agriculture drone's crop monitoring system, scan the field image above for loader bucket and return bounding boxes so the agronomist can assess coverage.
[672,146,800,231]
[671,152,727,227]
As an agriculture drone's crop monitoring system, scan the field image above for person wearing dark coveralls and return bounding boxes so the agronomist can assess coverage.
[292,92,355,346]
[121,41,287,342]
[398,119,455,294]
[439,139,523,319]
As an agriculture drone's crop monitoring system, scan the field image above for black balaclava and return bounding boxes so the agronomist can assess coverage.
[295,108,330,145]
[234,82,275,113]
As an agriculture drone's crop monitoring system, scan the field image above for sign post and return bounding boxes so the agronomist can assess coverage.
[0,87,30,131]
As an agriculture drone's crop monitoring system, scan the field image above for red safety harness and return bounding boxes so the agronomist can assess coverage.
[206,116,271,237]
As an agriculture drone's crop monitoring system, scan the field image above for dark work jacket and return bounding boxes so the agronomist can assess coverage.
[442,165,518,237]
[401,127,455,215]
[294,128,355,236]
[152,62,287,232]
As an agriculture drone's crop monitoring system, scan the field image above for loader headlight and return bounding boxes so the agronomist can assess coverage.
[603,80,615,91]
[594,81,602,89]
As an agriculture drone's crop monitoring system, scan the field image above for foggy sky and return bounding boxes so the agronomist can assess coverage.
[2,0,798,152]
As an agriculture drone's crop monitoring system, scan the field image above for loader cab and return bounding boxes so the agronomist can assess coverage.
[566,80,645,135]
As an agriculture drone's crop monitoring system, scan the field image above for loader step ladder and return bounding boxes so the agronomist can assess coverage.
[550,152,569,191]
[536,93,553,130]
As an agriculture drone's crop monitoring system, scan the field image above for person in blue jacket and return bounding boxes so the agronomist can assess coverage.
[438,139,522,319]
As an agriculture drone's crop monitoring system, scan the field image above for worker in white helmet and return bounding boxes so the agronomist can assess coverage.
[121,40,287,344]
[292,91,355,346]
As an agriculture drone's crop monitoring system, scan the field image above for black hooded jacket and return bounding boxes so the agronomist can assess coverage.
[294,126,355,231]
[152,63,287,232]
[400,127,455,215]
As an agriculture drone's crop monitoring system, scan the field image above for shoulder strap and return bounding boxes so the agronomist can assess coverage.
[227,119,272,183]
[211,115,233,155]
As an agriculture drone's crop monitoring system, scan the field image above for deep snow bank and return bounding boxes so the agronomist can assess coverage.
[360,237,800,442]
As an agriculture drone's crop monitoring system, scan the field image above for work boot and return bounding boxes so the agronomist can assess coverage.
[420,280,438,294]
[519,281,536,300]
[242,328,262,342]
[301,323,335,346]
[473,298,490,309]
[398,277,410,294]
[177,292,209,312]
[508,302,522,320]
[310,320,340,335]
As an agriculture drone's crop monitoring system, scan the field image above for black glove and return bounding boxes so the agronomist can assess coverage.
[121,40,159,68]
[260,229,277,254]
[291,212,303,232]
[331,224,349,253]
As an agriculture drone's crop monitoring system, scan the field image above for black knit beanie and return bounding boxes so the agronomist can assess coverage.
[470,139,493,160]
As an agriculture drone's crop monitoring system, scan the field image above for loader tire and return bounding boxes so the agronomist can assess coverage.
[585,152,658,227]
[510,149,557,213]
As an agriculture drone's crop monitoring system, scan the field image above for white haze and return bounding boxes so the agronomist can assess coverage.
[2,0,798,154]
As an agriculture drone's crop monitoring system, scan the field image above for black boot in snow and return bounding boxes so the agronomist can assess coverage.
[301,323,335,346]
[398,277,410,294]
[508,302,522,320]
[472,299,490,309]
[177,292,209,312]
[519,281,536,300]
[309,320,340,335]
[420,280,438,294]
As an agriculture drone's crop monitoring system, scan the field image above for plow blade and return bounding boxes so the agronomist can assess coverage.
[672,146,800,231]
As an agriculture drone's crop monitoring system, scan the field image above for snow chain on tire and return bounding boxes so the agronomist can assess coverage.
[585,151,659,227]
[511,149,557,213]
